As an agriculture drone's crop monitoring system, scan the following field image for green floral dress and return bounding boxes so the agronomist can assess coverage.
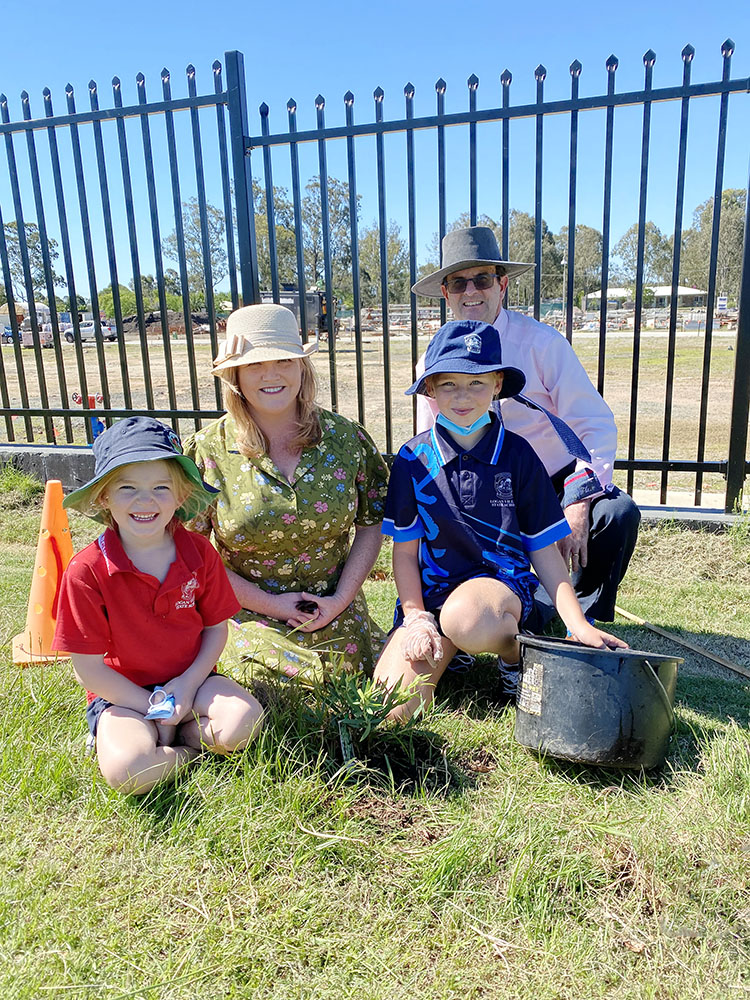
[183,410,389,683]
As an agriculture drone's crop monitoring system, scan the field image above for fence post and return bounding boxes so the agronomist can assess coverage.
[224,50,259,305]
[725,174,750,512]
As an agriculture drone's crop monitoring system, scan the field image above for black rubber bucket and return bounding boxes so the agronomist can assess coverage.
[514,634,682,769]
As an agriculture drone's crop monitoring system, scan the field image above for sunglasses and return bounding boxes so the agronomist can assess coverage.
[443,272,499,293]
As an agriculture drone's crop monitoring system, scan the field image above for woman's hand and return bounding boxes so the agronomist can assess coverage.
[294,593,348,632]
[255,591,350,632]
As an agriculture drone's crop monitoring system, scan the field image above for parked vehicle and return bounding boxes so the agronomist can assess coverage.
[64,321,117,343]
[2,325,18,343]
[22,324,54,348]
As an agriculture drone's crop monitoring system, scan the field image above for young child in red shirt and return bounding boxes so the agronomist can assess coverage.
[53,416,264,795]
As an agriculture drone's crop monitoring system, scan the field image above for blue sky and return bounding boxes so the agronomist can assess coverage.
[0,0,748,293]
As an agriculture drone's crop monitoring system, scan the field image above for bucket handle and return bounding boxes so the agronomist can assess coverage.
[644,660,676,734]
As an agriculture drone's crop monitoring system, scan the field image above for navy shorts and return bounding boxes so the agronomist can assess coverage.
[84,673,225,737]
[85,696,115,738]
[391,574,534,635]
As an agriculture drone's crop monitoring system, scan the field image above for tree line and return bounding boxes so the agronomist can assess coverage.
[1,183,745,317]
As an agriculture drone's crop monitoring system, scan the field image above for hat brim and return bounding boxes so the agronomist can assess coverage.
[212,341,318,377]
[406,361,527,399]
[412,259,535,298]
[63,453,218,524]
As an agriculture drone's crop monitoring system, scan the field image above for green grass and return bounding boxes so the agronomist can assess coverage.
[1,472,749,999]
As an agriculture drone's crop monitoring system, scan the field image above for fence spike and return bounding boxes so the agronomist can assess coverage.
[500,69,512,86]
[42,87,51,100]
[88,79,97,95]
[344,90,354,104]
[374,86,384,101]
[212,59,221,73]
[435,78,446,93]
[643,49,656,67]
[570,59,582,77]
[186,64,196,79]
[534,64,547,81]
[681,44,695,62]
[136,72,145,86]
[64,83,74,97]
[721,38,735,57]
[404,82,414,98]
[259,102,269,116]
[287,97,297,112]
[161,68,170,84]
[112,76,121,90]
[467,73,479,90]
[606,54,619,72]
[0,94,7,109]
[20,90,29,104]
[315,94,325,109]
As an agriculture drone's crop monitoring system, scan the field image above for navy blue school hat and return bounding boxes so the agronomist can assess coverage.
[63,416,218,522]
[406,320,526,398]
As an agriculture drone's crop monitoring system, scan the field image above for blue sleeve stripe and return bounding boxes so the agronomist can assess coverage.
[382,517,424,542]
[522,518,570,551]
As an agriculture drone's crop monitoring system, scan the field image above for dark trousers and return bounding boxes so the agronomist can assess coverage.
[532,463,641,625]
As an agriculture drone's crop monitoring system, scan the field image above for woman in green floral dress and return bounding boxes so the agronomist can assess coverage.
[183,304,389,683]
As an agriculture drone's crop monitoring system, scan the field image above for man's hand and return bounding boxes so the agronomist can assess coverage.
[558,498,591,574]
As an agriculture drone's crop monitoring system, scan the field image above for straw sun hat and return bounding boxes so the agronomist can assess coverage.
[212,304,317,378]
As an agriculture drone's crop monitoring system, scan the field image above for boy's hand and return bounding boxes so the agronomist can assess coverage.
[402,609,444,666]
[159,676,200,727]
[569,621,628,651]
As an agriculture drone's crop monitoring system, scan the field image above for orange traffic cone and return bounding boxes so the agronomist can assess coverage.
[12,479,74,664]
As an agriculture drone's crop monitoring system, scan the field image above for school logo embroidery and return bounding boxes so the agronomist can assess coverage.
[464,332,482,354]
[491,473,515,508]
[167,428,182,453]
[175,575,199,609]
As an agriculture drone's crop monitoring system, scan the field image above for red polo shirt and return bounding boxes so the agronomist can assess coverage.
[53,523,240,701]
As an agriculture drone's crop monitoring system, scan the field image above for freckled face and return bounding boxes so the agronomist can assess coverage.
[428,371,505,426]
[237,358,303,419]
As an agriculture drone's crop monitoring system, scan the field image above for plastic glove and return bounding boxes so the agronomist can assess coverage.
[402,609,443,666]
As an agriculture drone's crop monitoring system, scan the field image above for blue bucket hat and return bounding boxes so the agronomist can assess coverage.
[63,416,218,523]
[406,320,526,398]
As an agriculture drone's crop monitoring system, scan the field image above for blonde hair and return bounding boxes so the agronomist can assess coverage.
[87,460,196,529]
[220,357,322,457]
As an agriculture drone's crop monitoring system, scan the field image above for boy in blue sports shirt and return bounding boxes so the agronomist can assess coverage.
[374,320,626,721]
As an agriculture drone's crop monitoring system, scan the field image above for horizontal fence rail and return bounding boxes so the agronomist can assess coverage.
[0,46,749,512]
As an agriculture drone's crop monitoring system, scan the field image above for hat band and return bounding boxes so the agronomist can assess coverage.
[214,331,304,367]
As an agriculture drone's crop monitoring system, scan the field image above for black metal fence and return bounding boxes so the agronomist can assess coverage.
[1,46,749,511]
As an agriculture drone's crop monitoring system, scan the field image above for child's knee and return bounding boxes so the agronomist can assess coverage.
[441,601,518,654]
[205,694,264,753]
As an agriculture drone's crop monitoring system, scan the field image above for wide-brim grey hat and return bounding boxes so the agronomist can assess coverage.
[212,303,317,378]
[412,226,535,298]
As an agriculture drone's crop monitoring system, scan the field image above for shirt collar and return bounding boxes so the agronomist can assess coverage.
[494,306,508,336]
[429,411,506,468]
[97,522,202,577]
